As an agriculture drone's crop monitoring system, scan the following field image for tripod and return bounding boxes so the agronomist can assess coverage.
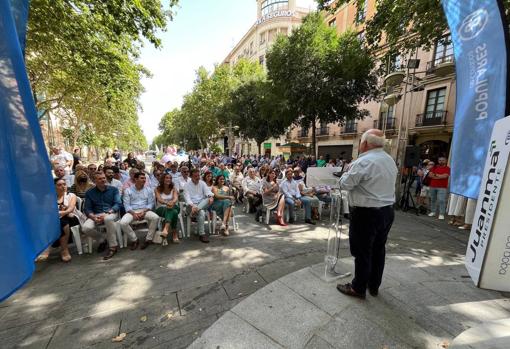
[399,168,419,215]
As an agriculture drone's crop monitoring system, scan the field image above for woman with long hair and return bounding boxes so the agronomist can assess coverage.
[69,169,94,199]
[211,175,234,235]
[37,178,81,262]
[202,171,213,188]
[154,173,180,243]
[262,169,287,226]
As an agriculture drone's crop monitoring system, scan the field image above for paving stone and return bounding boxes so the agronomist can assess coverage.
[46,313,122,349]
[2,210,504,349]
[316,308,414,349]
[304,335,336,349]
[279,267,354,316]
[189,311,284,349]
[231,281,332,349]
[450,318,510,349]
[222,270,267,300]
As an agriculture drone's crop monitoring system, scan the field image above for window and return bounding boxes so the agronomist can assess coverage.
[384,53,403,74]
[279,27,288,36]
[355,0,367,23]
[249,42,254,55]
[357,31,365,42]
[433,34,454,65]
[268,29,277,42]
[261,0,289,16]
[259,55,265,65]
[425,88,447,121]
[259,32,266,45]
[329,18,336,27]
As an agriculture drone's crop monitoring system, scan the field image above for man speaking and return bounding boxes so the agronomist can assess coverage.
[336,129,397,299]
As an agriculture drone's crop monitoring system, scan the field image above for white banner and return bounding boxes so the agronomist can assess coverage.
[466,116,510,291]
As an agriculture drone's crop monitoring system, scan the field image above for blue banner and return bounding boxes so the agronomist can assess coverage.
[442,0,509,199]
[0,0,60,301]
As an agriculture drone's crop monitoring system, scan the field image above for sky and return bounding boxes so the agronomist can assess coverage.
[138,0,317,144]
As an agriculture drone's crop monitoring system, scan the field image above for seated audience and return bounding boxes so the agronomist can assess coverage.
[203,171,214,189]
[104,166,122,192]
[231,165,244,203]
[87,163,98,178]
[211,175,234,235]
[54,165,74,187]
[242,168,262,216]
[37,178,82,263]
[280,170,314,224]
[83,172,122,260]
[121,172,159,250]
[69,169,94,199]
[261,169,286,226]
[155,173,180,243]
[183,168,214,243]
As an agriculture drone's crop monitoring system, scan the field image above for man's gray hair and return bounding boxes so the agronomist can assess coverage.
[361,131,386,147]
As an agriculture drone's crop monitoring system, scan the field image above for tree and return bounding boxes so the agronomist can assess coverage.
[228,80,288,155]
[155,59,265,150]
[316,0,510,54]
[26,0,179,151]
[266,12,378,157]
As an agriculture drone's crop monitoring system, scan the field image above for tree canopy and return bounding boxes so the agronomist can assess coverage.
[156,59,267,151]
[266,12,378,156]
[316,0,510,54]
[26,0,179,151]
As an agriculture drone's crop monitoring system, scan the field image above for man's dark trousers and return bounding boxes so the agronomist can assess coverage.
[349,205,394,295]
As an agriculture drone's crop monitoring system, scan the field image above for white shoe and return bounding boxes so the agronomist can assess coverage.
[438,215,445,220]
[428,212,435,217]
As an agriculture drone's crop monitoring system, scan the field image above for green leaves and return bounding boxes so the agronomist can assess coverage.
[266,12,378,155]
[26,0,176,150]
[157,59,266,150]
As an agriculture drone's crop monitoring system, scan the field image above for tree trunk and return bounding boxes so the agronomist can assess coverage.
[257,141,262,156]
[197,135,204,151]
[311,119,317,158]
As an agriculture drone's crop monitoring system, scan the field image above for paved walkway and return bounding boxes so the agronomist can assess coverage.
[1,208,506,348]
[190,258,510,349]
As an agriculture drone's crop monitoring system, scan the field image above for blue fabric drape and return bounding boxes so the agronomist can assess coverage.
[442,0,510,198]
[0,0,59,301]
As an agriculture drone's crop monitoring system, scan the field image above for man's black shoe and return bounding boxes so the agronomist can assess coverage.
[336,283,365,299]
[305,219,316,225]
[199,235,210,243]
[332,171,343,178]
[140,240,153,250]
[369,288,378,297]
[97,240,107,253]
[103,247,118,260]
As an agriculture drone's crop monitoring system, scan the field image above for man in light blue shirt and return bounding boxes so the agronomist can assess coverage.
[337,129,397,300]
[280,170,314,224]
[120,172,159,250]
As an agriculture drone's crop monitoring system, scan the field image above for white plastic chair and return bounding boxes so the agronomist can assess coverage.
[70,196,122,254]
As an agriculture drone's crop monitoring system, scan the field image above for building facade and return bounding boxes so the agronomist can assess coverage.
[222,0,313,157]
[288,0,456,165]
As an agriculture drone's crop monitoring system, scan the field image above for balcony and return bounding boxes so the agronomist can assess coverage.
[426,54,455,76]
[374,116,397,131]
[415,111,448,127]
[342,122,358,134]
[317,126,329,136]
[298,129,309,138]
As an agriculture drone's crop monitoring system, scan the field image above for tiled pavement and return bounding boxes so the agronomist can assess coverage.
[0,208,489,348]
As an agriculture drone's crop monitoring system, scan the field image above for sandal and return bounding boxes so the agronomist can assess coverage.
[36,249,50,262]
[60,249,72,263]
[160,230,169,238]
[172,231,180,243]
